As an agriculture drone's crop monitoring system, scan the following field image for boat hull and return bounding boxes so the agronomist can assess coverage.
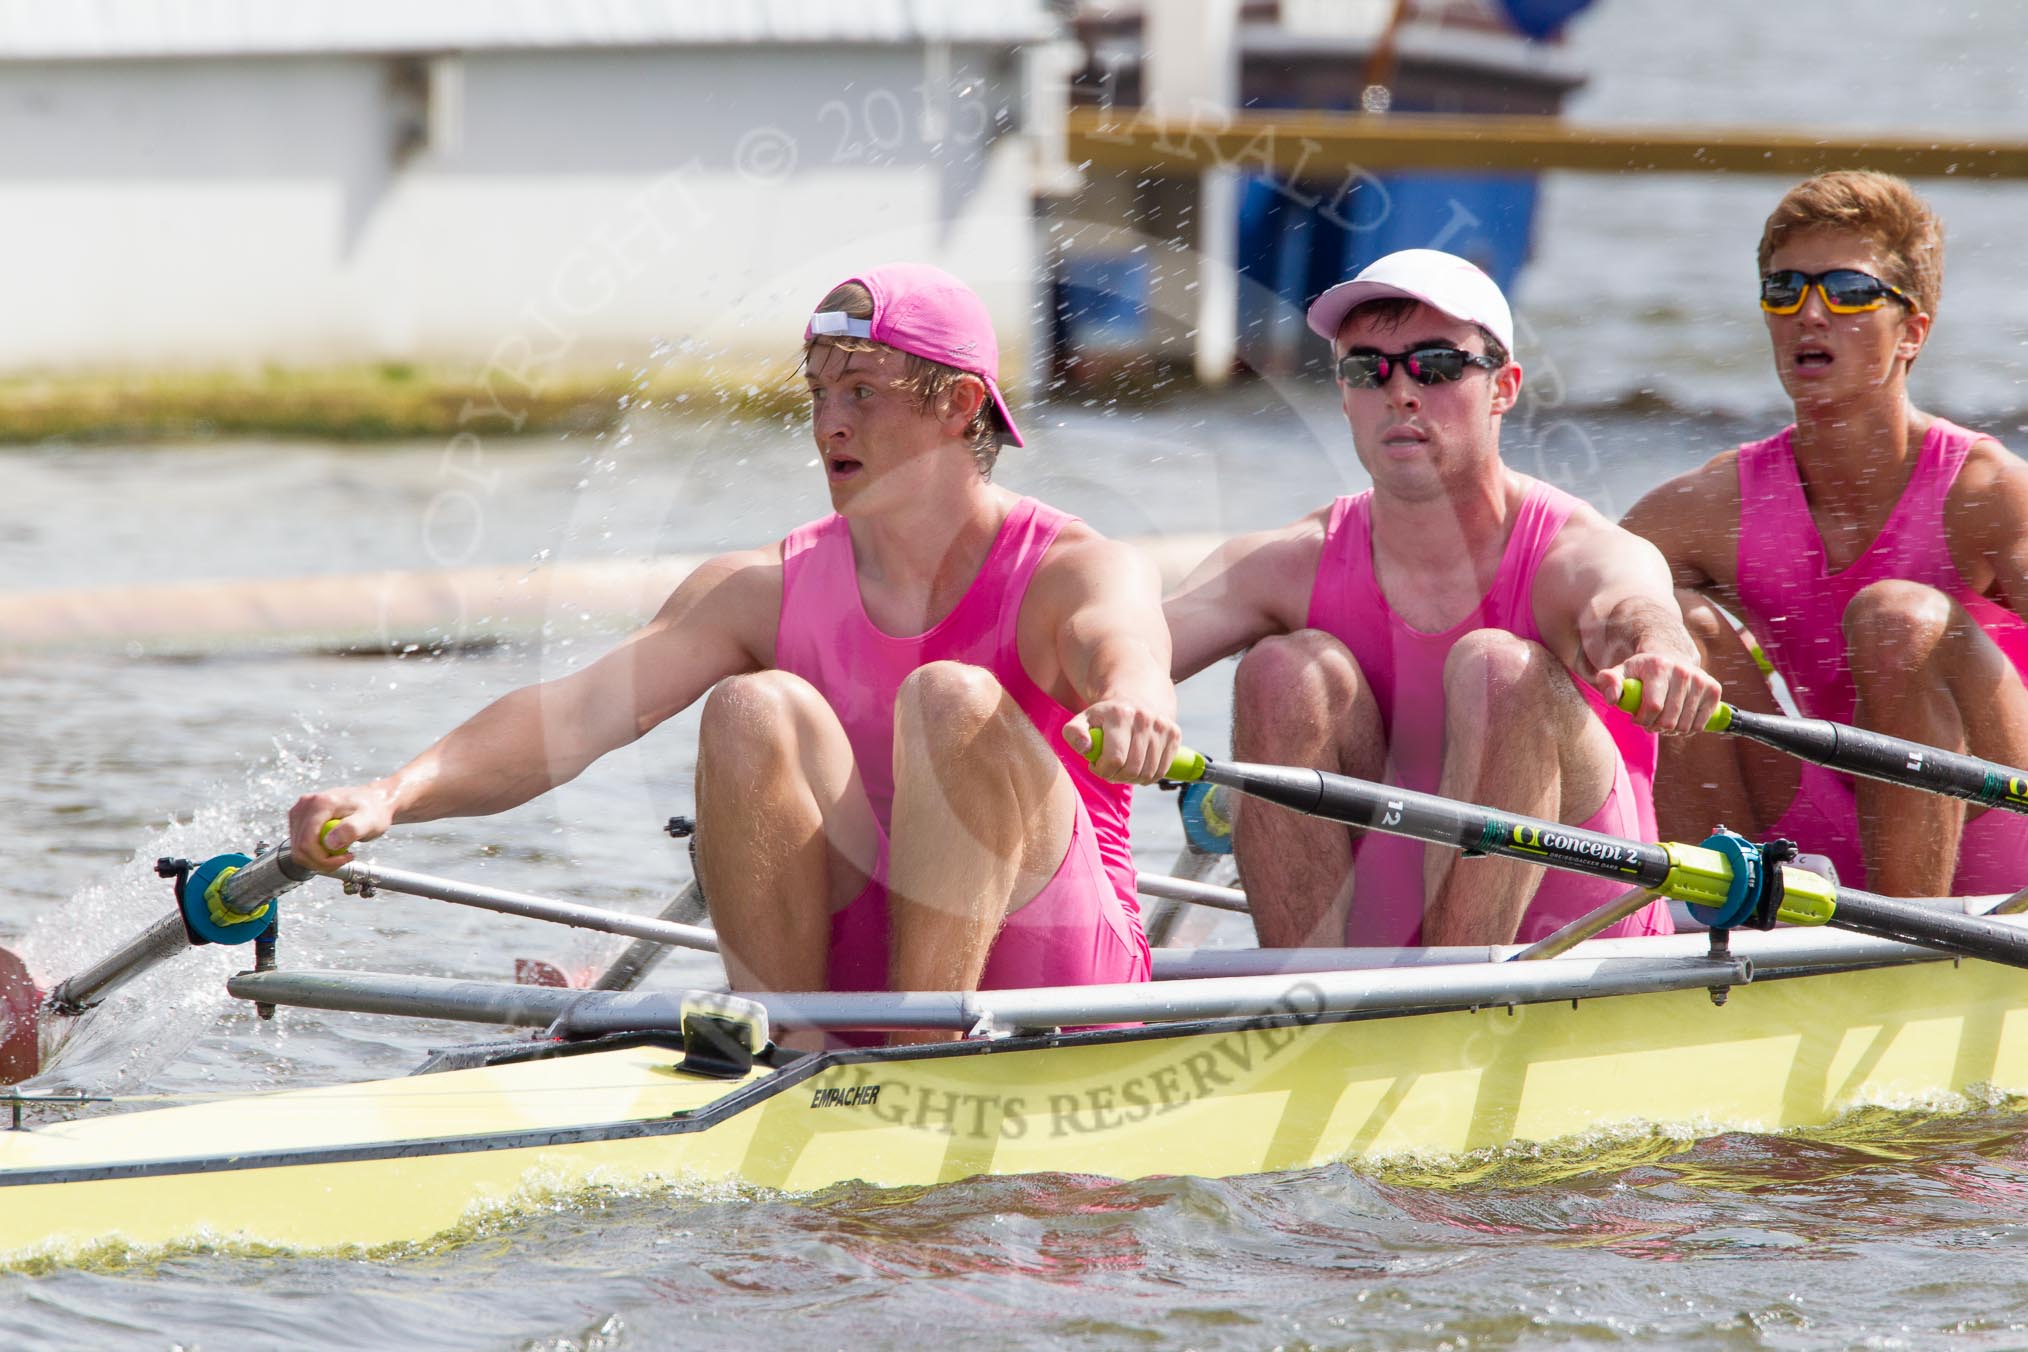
[4,954,2026,1258]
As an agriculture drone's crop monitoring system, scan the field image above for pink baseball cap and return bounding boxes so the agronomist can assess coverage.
[804,262,1024,448]
[1305,248,1515,354]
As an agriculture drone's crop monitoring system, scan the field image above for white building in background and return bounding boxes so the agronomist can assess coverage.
[0,0,1067,385]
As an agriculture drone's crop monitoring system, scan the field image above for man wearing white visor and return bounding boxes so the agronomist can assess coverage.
[1166,249,1718,947]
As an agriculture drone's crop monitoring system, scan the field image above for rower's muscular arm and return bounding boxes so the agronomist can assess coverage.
[288,548,778,867]
[1162,510,1328,681]
[1031,530,1182,785]
[1944,439,2028,622]
[1533,504,1722,735]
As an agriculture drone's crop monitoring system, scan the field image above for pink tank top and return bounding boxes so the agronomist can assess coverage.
[1305,483,1661,942]
[773,497,1137,913]
[1735,419,2028,725]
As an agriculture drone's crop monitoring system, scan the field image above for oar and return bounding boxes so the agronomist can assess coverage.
[11,823,727,1086]
[0,841,316,1085]
[45,843,310,1017]
[327,859,720,953]
[1084,731,2028,968]
[1618,676,2028,815]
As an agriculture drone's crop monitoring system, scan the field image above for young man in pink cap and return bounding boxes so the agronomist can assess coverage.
[1167,249,1718,948]
[289,263,1179,1036]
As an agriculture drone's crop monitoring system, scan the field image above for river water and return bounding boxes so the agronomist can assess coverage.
[10,1,2028,1348]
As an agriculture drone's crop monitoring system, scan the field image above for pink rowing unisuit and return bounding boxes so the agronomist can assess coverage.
[1305,482,1675,946]
[774,496,1149,993]
[1735,418,2028,891]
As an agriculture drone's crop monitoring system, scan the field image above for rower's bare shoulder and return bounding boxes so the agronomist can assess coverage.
[1533,498,1669,606]
[1944,437,2028,568]
[646,544,783,644]
[1162,507,1328,637]
[1160,508,1330,677]
[1619,449,1742,581]
[1949,436,2028,502]
[1034,519,1160,591]
[1216,506,1331,585]
[1623,450,1743,527]
[1550,496,1656,560]
[1016,526,1165,651]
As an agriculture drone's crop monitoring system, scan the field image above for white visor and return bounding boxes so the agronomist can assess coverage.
[807,311,874,339]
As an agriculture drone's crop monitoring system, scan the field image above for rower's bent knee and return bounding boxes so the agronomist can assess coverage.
[893,662,1044,772]
[1844,580,1954,669]
[895,660,1011,731]
[698,670,831,760]
[1234,629,1362,720]
[892,661,1063,808]
[1443,629,1559,704]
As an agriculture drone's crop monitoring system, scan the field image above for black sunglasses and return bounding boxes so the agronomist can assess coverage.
[1336,345,1499,389]
[1760,268,1915,316]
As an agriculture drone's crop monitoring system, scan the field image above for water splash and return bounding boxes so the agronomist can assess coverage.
[15,730,341,1097]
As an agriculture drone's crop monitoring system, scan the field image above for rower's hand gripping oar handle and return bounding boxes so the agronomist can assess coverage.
[1614,676,1734,733]
[1618,677,2028,813]
[317,818,347,859]
[1079,727,1208,783]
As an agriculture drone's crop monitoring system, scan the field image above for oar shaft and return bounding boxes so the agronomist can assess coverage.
[1618,676,2028,814]
[590,879,709,992]
[1816,888,2028,964]
[44,913,192,1014]
[1188,748,2028,969]
[331,860,721,954]
[215,846,315,916]
[44,842,312,1015]
[1724,703,2028,813]
[1195,758,1684,894]
[1094,734,1715,906]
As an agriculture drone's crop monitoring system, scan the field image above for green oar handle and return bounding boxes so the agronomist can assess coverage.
[1619,678,2028,814]
[1080,728,1207,783]
[1614,676,1733,732]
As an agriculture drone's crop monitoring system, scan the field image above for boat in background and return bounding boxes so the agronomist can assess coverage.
[1050,0,1594,382]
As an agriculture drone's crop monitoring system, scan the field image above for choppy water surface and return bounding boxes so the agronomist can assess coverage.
[12,1,2028,1347]
[8,429,2026,1350]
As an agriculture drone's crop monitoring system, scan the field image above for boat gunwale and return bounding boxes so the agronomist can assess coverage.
[0,944,1973,1192]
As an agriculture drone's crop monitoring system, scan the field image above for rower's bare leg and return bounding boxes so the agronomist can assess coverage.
[1845,580,2028,896]
[887,661,1076,1043]
[1423,631,1619,946]
[1655,590,1799,842]
[694,671,879,993]
[1229,629,1385,947]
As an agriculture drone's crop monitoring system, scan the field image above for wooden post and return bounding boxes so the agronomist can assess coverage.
[1145,0,1243,387]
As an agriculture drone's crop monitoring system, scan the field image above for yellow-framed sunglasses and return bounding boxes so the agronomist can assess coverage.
[1760,268,1915,316]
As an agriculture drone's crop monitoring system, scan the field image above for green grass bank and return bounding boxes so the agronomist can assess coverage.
[0,363,810,444]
